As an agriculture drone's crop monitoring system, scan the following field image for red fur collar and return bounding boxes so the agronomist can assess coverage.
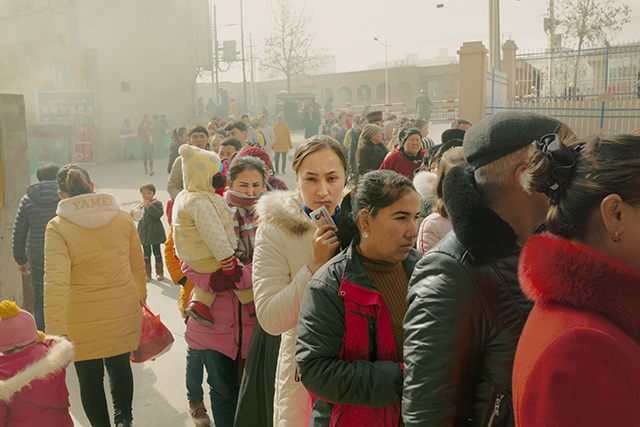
[519,232,640,345]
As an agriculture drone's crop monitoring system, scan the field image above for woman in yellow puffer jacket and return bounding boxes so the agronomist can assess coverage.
[44,165,147,427]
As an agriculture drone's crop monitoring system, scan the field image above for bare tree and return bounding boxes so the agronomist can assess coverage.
[261,0,326,92]
[557,0,632,91]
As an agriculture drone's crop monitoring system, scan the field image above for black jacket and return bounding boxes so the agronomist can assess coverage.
[296,243,422,426]
[12,180,61,265]
[137,199,166,246]
[403,163,533,426]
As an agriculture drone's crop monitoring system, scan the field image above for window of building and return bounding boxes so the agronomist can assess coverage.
[321,87,334,104]
[376,83,390,100]
[49,61,69,90]
[357,84,371,101]
[338,86,352,103]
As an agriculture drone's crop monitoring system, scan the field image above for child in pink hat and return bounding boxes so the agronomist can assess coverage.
[0,300,74,426]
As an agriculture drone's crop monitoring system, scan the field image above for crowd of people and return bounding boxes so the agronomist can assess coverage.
[5,104,640,427]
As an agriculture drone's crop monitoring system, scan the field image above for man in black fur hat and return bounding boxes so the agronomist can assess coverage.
[403,111,571,426]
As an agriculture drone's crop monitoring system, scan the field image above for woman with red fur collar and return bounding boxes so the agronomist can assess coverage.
[514,133,640,426]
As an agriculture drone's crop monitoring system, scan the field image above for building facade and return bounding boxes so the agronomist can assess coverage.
[0,0,211,163]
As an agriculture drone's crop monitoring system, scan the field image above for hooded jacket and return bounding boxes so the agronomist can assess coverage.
[513,233,640,426]
[172,144,237,273]
[252,191,316,427]
[44,193,147,362]
[403,163,533,426]
[296,243,421,426]
[12,180,61,266]
[0,336,74,426]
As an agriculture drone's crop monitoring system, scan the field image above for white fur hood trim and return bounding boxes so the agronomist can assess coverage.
[0,336,74,402]
[256,190,315,236]
[413,170,438,199]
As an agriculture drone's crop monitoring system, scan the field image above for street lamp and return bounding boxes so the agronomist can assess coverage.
[374,37,389,111]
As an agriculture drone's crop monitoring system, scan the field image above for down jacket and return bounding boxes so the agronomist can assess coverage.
[296,242,421,426]
[252,191,316,427]
[513,234,640,426]
[12,180,61,266]
[0,336,74,426]
[182,264,255,360]
[403,163,533,426]
[137,199,166,246]
[44,193,147,362]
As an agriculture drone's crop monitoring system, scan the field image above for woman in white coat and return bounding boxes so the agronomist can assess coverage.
[253,136,347,426]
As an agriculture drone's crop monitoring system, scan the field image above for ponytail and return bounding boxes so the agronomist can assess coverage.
[172,126,187,143]
[57,165,92,197]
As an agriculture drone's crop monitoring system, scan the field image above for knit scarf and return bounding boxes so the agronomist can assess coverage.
[225,190,262,263]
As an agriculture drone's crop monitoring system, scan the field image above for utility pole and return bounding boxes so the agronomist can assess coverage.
[374,37,389,112]
[250,33,257,110]
[489,0,501,70]
[240,0,248,113]
[207,0,215,101]
[213,4,220,104]
[548,0,556,96]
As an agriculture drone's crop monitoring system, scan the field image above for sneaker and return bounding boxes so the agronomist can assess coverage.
[189,401,211,427]
[184,302,215,325]
[115,419,132,427]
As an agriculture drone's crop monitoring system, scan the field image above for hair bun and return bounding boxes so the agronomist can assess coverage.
[531,134,582,205]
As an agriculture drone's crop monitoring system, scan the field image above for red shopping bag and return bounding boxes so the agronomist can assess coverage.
[130,303,174,363]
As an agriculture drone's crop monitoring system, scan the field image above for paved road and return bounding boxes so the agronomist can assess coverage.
[53,125,449,426]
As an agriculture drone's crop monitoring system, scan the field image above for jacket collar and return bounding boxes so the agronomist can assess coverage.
[519,233,640,345]
[443,162,519,260]
[256,190,315,236]
[342,241,422,293]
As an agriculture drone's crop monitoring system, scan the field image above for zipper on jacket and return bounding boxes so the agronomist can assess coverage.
[368,322,377,362]
[486,394,504,427]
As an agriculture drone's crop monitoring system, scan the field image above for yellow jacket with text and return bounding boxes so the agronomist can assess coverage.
[44,192,147,362]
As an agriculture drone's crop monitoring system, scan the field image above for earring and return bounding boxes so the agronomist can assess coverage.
[362,232,369,238]
[611,231,620,242]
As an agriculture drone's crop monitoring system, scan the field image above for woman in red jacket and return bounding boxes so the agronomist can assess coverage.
[379,127,424,179]
[295,170,422,426]
[514,133,640,426]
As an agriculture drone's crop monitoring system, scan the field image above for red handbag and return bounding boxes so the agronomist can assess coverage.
[130,303,174,363]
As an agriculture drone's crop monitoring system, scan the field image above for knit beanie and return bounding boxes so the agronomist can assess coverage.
[361,124,383,141]
[0,301,41,353]
[400,127,422,145]
[365,111,383,123]
[463,111,564,169]
[239,146,272,169]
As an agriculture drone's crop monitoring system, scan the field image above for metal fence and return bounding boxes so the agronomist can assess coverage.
[515,42,640,101]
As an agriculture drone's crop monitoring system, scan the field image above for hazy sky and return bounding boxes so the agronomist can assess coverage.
[213,0,640,82]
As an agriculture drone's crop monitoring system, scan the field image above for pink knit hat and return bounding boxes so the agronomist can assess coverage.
[0,301,40,353]
[239,147,272,169]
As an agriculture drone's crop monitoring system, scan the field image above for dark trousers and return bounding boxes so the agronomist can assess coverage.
[30,260,45,331]
[199,349,240,427]
[74,352,134,426]
[141,142,154,168]
[186,346,205,404]
[143,244,162,264]
[274,152,287,173]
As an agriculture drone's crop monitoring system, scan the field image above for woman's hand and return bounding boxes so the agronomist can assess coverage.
[18,263,30,275]
[308,224,340,275]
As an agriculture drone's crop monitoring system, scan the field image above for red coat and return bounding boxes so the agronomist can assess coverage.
[0,336,74,426]
[514,233,640,426]
[379,149,424,179]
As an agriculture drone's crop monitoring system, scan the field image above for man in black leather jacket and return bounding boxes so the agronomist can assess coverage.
[403,112,570,426]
